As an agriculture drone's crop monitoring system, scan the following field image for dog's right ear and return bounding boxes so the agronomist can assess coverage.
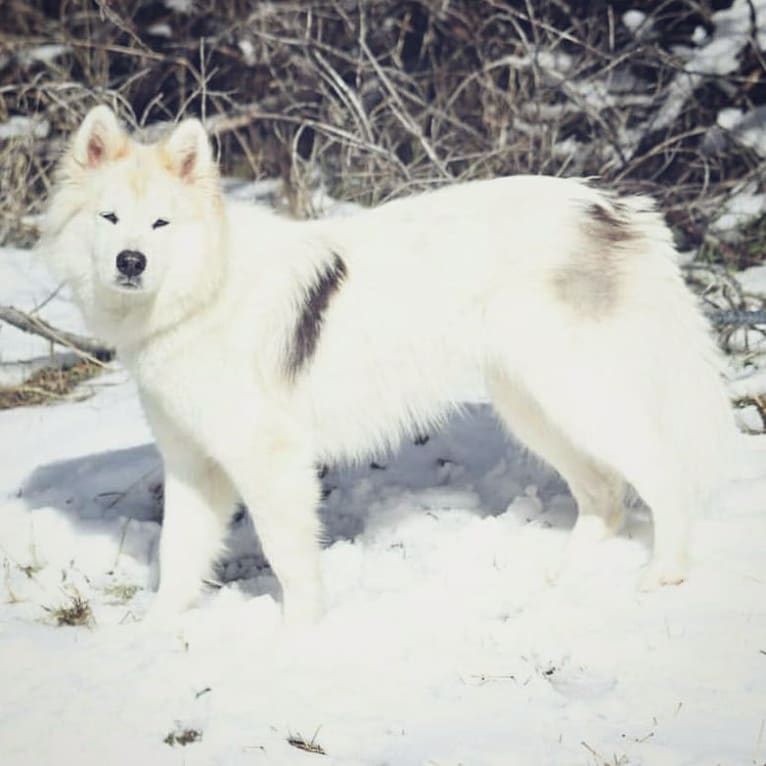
[72,105,125,169]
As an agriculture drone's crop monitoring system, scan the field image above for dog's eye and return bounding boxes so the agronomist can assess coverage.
[100,212,118,224]
[152,218,169,229]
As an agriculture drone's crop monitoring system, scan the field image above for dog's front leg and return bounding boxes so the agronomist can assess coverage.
[222,437,324,627]
[148,455,237,620]
[142,402,238,621]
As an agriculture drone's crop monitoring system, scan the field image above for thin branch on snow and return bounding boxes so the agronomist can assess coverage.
[0,305,114,364]
[707,309,766,327]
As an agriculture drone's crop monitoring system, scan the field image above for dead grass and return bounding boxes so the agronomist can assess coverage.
[287,729,326,756]
[1,1,764,254]
[0,1,764,385]
[734,395,766,433]
[102,582,139,605]
[0,358,103,410]
[44,591,93,627]
[164,726,202,747]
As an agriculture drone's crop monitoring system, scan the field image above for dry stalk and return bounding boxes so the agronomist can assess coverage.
[0,0,762,276]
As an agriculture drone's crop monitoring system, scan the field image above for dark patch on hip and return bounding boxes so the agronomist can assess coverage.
[550,199,637,319]
[286,252,347,379]
[587,202,633,244]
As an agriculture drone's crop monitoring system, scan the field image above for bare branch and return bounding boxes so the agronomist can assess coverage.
[707,309,766,327]
[0,306,114,365]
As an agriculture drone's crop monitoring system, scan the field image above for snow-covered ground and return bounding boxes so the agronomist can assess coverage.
[1,242,765,766]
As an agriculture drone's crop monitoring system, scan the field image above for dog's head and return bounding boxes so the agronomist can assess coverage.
[42,106,226,335]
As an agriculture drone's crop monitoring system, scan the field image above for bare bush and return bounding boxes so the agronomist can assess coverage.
[0,0,764,263]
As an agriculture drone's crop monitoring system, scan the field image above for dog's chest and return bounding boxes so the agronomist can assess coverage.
[131,339,253,442]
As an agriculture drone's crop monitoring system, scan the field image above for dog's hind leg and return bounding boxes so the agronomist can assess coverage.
[634,478,691,590]
[486,370,626,571]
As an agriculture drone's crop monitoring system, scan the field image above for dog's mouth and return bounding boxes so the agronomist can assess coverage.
[114,274,143,289]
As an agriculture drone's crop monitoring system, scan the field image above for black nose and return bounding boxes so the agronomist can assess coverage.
[116,250,146,278]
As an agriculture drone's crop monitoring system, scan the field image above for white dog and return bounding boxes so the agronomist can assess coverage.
[40,105,735,623]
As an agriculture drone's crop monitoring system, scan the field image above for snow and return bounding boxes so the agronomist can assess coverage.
[717,106,766,159]
[1,239,766,766]
[710,180,766,236]
[731,367,766,399]
[739,262,766,296]
[692,26,709,46]
[689,0,766,76]
[163,0,195,12]
[622,11,647,35]
[0,248,89,385]
[238,39,256,67]
[0,116,50,141]
[147,23,173,39]
[18,44,69,67]
[653,0,766,130]
[3,1,766,757]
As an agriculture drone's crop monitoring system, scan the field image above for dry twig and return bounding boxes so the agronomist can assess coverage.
[0,305,114,363]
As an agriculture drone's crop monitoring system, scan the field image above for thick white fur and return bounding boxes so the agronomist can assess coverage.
[40,106,736,623]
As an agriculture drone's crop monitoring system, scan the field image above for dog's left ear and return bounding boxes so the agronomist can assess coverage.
[163,118,214,183]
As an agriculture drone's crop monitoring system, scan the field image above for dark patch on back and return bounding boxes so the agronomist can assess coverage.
[286,252,347,379]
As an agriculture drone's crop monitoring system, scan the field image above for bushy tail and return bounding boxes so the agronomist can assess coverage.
[625,196,738,498]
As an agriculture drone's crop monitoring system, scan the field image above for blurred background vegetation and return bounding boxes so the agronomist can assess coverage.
[0,0,764,271]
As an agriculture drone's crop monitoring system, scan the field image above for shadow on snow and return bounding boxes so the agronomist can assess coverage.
[18,403,632,590]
